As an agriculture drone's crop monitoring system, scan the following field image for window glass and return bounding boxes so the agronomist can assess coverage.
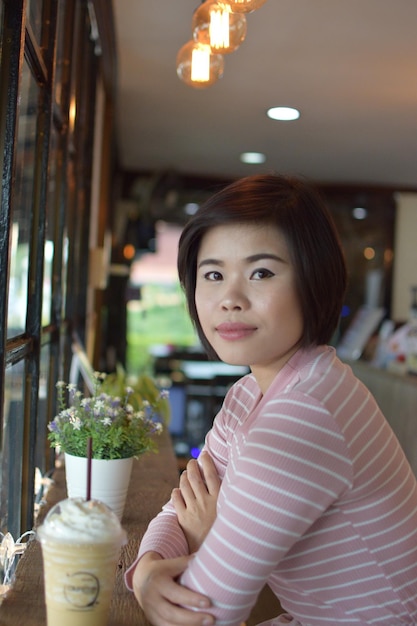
[26,0,43,44]
[34,345,51,520]
[7,62,39,337]
[62,230,69,319]
[42,127,58,327]
[126,223,198,374]
[0,362,26,537]
[53,0,66,108]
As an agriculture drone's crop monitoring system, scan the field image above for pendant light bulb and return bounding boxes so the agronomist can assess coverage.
[226,0,268,12]
[192,1,247,54]
[176,39,224,88]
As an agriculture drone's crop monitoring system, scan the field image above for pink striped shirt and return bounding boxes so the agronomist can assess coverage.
[128,346,417,625]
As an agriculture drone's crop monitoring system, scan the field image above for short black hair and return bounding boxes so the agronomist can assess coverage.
[178,174,347,358]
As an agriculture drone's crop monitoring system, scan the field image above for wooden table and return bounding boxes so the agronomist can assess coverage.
[0,432,179,626]
[0,432,282,625]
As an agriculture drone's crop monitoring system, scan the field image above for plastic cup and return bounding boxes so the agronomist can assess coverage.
[37,498,127,626]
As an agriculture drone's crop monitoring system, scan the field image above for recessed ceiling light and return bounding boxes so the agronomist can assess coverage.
[352,207,368,220]
[184,202,199,215]
[267,106,300,121]
[240,152,266,164]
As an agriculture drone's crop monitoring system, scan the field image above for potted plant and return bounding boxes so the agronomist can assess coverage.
[47,368,170,519]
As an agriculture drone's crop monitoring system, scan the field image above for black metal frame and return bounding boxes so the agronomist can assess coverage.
[0,0,117,538]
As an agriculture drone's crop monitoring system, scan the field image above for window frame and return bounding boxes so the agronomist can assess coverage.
[0,0,116,539]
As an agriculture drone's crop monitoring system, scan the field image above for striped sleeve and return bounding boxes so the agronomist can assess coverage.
[179,393,352,625]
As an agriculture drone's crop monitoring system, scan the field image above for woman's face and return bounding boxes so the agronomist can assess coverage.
[195,222,304,392]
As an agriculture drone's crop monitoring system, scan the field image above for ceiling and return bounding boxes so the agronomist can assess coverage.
[113,0,417,192]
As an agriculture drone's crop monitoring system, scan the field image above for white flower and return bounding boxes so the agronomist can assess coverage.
[70,416,81,430]
[48,370,167,459]
[93,400,105,415]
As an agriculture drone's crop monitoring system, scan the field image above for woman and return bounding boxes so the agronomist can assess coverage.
[126,174,417,626]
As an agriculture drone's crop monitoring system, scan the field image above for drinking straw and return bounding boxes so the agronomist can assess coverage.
[86,437,93,501]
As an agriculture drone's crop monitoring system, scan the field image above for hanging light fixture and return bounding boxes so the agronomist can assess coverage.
[176,39,224,88]
[176,0,268,87]
[226,0,268,12]
[192,1,247,54]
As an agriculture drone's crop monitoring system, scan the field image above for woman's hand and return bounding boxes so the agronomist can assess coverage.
[172,452,221,553]
[132,551,214,626]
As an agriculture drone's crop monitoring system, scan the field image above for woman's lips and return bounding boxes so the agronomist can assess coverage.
[215,322,257,341]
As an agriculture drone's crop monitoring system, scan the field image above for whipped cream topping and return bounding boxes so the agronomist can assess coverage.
[37,498,126,544]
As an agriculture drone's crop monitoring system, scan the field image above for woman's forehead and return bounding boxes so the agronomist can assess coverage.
[197,222,289,259]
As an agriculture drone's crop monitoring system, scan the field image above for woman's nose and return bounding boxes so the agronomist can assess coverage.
[221,299,242,311]
[220,283,248,310]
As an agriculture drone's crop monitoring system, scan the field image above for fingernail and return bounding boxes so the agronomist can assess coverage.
[202,618,213,625]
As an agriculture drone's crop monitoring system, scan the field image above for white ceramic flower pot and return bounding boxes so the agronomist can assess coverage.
[64,453,134,520]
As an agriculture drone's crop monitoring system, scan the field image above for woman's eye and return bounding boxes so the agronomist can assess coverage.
[204,270,223,281]
[251,268,274,280]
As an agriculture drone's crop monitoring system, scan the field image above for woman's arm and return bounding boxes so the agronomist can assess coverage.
[172,452,221,553]
[129,452,221,626]
[128,453,220,626]
[132,551,214,626]
[127,378,251,624]
[128,382,235,577]
[178,395,352,626]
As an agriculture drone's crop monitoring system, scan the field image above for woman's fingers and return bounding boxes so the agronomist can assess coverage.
[133,554,214,626]
[183,461,207,498]
[184,454,221,498]
[199,452,221,495]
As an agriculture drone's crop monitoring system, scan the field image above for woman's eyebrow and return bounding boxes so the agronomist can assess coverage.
[246,253,286,264]
[198,253,286,269]
[197,258,224,268]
